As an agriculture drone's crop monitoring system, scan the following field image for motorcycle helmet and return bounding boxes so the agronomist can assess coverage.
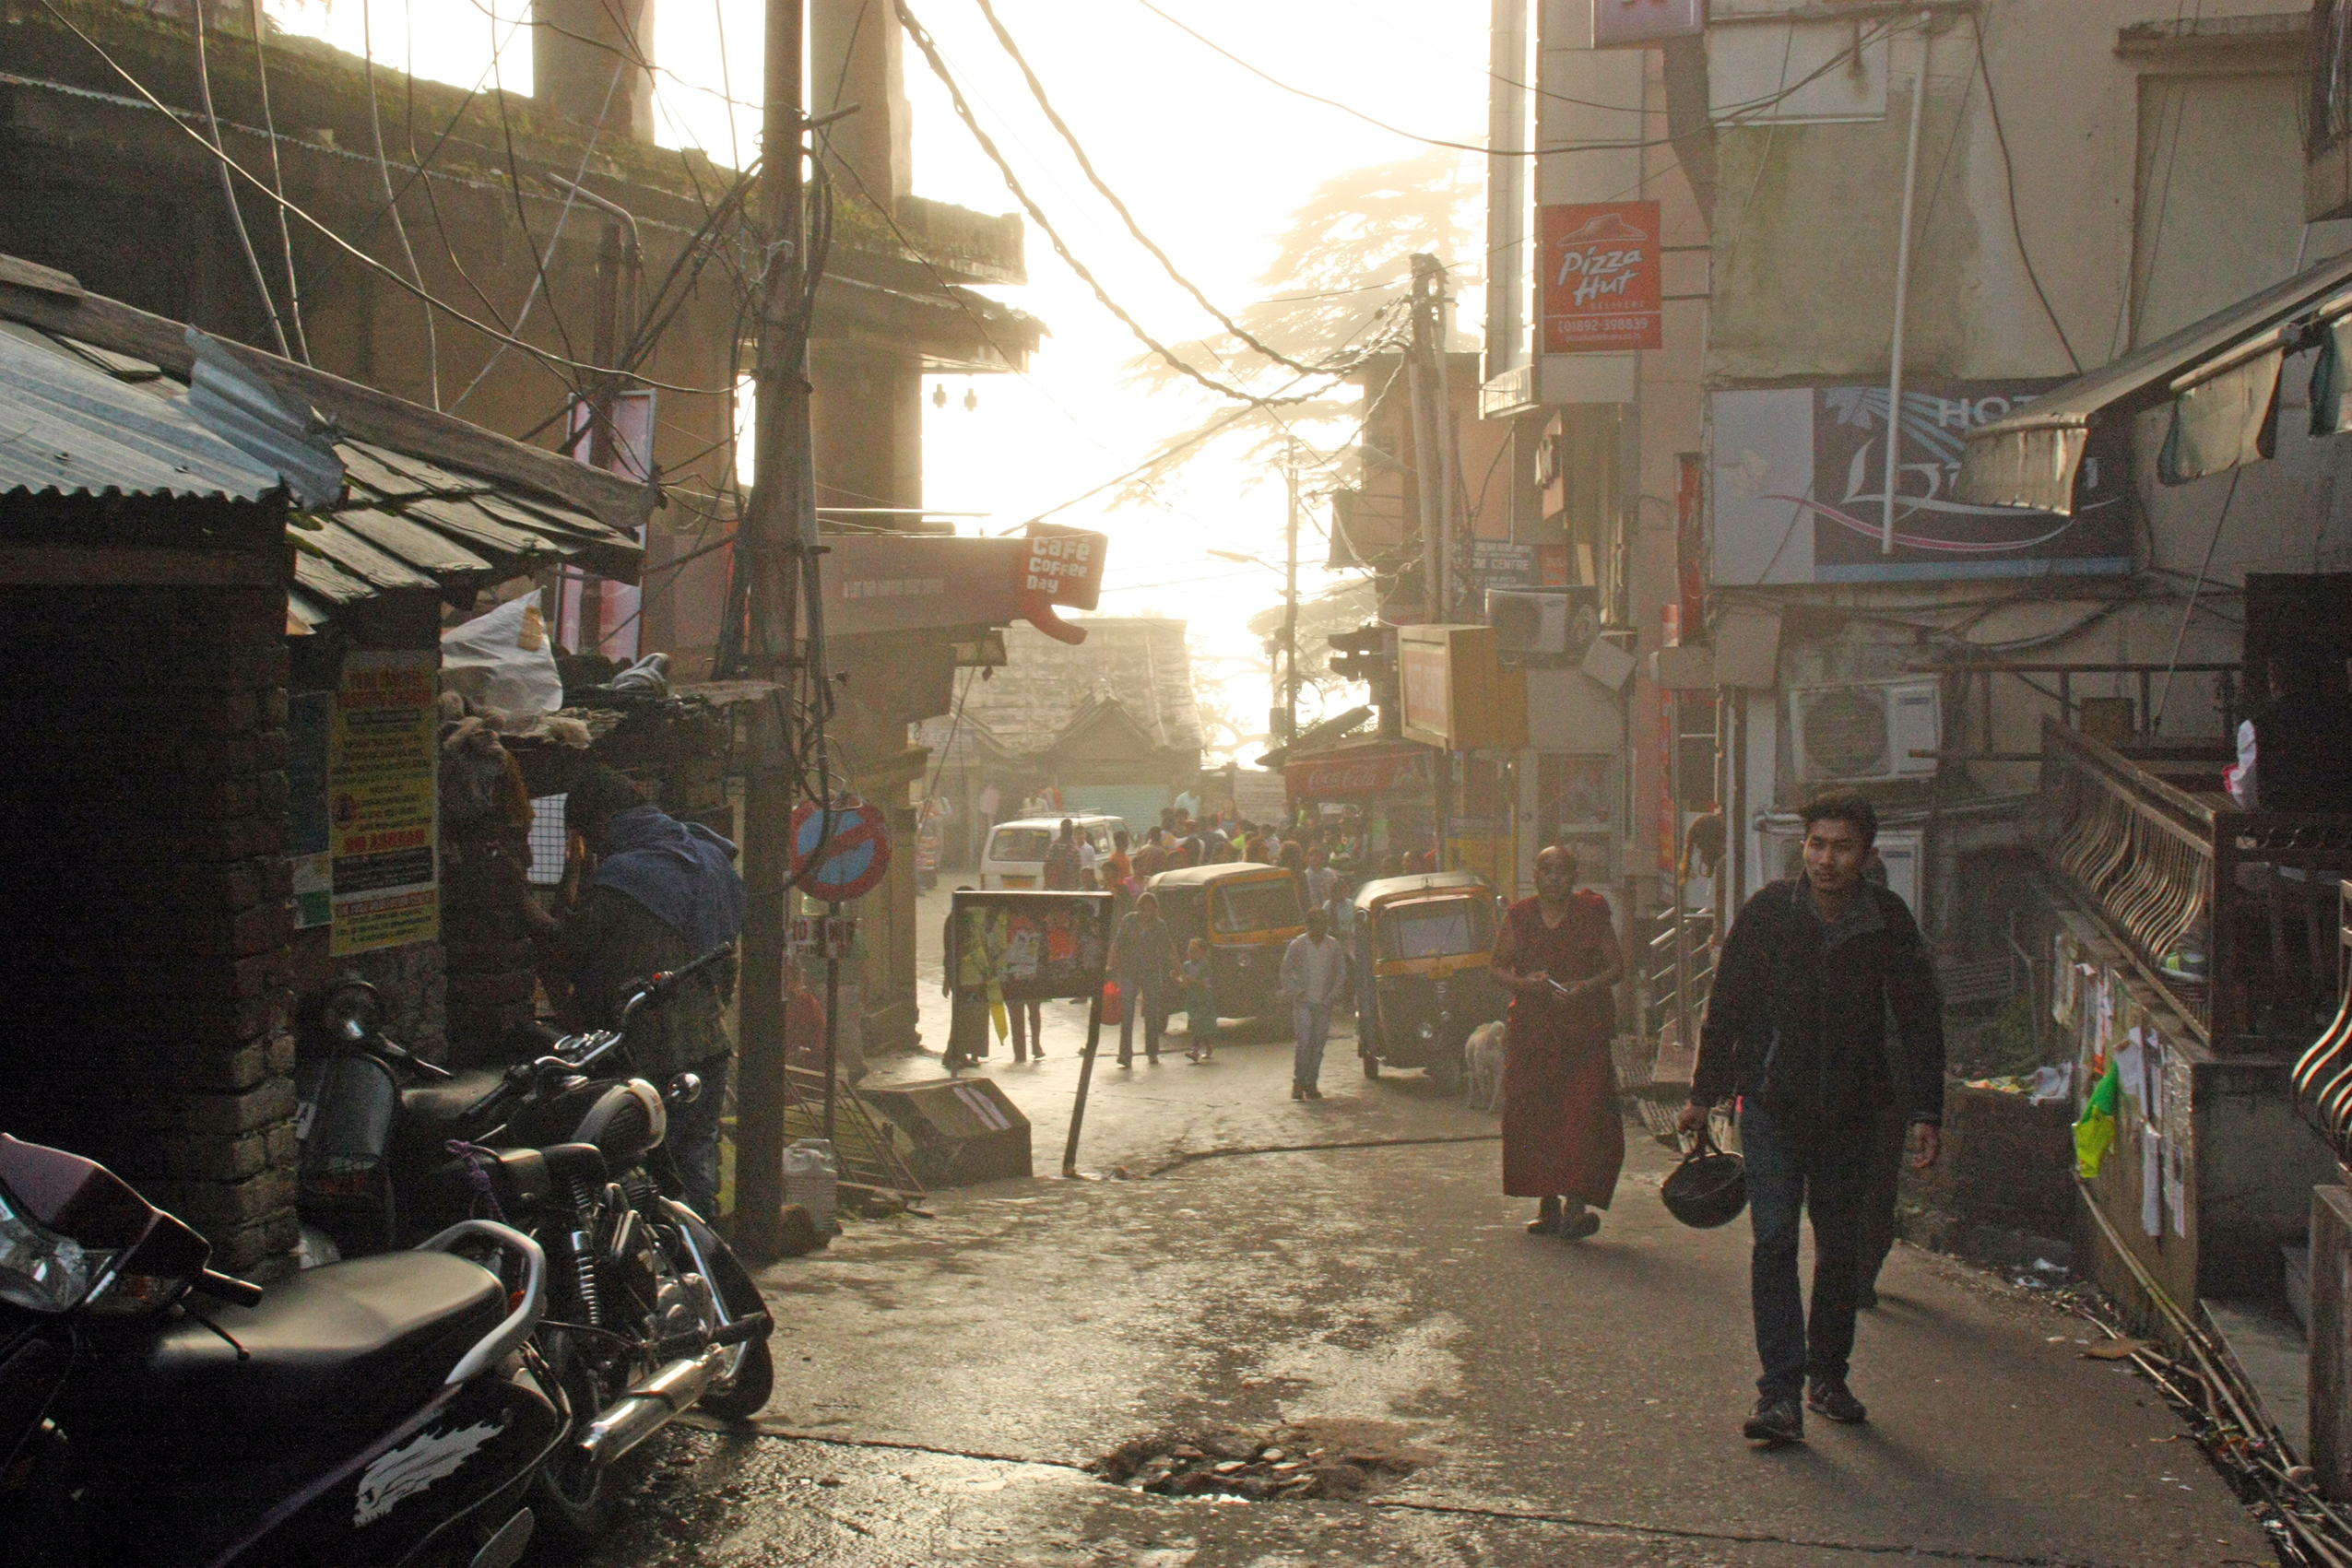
[1661,1126,1747,1229]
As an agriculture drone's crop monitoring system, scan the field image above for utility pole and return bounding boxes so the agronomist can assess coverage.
[1282,438,1300,746]
[732,0,818,1265]
[1405,253,1448,622]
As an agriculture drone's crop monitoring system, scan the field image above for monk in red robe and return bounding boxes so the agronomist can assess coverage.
[1490,844,1625,1240]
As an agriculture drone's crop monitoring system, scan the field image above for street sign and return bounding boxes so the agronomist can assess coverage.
[790,796,892,902]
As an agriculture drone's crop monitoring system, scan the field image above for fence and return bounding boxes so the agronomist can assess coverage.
[2039,717,2352,1049]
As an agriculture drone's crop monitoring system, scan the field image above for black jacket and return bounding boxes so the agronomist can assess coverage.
[1692,878,1944,1129]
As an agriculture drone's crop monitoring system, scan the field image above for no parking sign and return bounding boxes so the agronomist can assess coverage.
[789,796,892,902]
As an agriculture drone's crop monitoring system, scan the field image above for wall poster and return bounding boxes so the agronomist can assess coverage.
[330,651,441,955]
[1710,383,2137,584]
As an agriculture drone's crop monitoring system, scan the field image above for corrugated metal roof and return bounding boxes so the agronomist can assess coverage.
[0,294,647,627]
[0,323,279,501]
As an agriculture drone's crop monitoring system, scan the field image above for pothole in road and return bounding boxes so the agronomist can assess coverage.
[1089,1419,1431,1503]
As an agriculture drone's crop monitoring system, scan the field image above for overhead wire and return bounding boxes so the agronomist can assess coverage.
[892,0,1343,409]
[484,8,587,376]
[1969,7,2083,371]
[972,0,1342,380]
[360,0,438,407]
[189,0,290,357]
[34,0,736,396]
[246,6,311,364]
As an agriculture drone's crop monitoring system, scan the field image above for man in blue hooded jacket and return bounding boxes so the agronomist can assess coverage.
[527,765,747,1220]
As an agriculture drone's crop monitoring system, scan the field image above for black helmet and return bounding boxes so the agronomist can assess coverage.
[1661,1126,1747,1229]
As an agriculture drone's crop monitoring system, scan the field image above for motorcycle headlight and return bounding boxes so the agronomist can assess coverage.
[1417,1021,1436,1042]
[0,1186,115,1314]
[317,980,384,1046]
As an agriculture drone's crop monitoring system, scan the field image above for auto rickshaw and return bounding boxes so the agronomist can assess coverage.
[1144,862,1306,1020]
[1352,871,1507,1091]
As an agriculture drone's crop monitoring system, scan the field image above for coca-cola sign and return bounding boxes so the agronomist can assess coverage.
[1541,201,1663,354]
[1284,747,1433,801]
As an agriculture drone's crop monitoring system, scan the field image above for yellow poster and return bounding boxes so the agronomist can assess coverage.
[330,651,440,955]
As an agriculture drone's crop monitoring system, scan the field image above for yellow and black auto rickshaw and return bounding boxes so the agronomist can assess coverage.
[1351,871,1507,1091]
[1144,862,1306,1020]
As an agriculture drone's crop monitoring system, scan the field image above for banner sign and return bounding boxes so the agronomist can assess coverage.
[1284,747,1433,801]
[330,651,439,955]
[1541,202,1663,353]
[1710,383,2137,585]
[820,527,1109,645]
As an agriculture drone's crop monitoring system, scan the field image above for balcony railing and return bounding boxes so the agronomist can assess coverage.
[2039,717,2352,1049]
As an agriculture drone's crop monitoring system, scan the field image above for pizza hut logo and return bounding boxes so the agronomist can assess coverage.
[1552,212,1649,308]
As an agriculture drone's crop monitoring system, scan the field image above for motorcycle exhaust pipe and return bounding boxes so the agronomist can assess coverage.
[575,1346,726,1468]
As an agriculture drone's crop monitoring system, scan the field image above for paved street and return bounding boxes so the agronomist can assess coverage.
[573,889,2276,1567]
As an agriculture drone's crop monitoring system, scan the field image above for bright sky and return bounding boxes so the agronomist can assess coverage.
[272,0,1490,753]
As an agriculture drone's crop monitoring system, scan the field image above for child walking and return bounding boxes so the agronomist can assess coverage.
[1180,938,1218,1063]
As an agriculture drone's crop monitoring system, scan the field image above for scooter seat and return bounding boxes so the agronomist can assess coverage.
[399,1069,506,1125]
[93,1252,506,1452]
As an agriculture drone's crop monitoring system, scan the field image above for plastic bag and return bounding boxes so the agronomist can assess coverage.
[1101,980,1125,1025]
[441,590,561,720]
[2075,1059,2121,1179]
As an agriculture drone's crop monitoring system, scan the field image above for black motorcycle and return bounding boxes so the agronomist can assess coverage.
[0,1134,558,1567]
[292,949,774,1541]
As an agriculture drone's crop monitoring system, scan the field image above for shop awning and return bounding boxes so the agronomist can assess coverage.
[1958,249,2352,514]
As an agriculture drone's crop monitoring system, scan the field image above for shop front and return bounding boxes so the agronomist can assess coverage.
[1283,740,1440,866]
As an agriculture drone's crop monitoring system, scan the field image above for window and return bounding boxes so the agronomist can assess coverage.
[989,828,1054,864]
[1381,900,1494,961]
[1214,878,1302,934]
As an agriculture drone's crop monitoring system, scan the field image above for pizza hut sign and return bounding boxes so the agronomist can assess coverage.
[1541,201,1663,354]
[1019,525,1105,644]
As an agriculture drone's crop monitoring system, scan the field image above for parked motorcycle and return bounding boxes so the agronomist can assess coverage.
[292,947,774,1540]
[0,1134,557,1567]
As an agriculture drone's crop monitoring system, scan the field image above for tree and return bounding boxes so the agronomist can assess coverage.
[1112,148,1482,511]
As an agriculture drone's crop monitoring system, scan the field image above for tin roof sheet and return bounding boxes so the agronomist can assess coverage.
[0,323,279,501]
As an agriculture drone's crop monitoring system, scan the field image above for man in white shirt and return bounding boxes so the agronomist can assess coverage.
[1281,908,1350,1101]
[1173,785,1200,822]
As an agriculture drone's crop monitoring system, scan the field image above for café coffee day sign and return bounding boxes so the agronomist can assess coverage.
[1541,201,1663,353]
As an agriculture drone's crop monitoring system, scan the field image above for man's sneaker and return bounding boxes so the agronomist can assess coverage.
[1742,1394,1804,1445]
[1560,1210,1601,1241]
[1805,1378,1868,1424]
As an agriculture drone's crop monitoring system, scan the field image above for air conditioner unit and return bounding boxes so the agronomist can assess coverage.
[1788,678,1941,784]
[1487,585,1600,663]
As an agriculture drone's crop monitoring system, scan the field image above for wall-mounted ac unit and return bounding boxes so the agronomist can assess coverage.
[1788,678,1940,784]
[1487,585,1600,663]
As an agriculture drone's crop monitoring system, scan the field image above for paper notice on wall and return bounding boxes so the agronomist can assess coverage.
[329,651,440,955]
[2142,1130,2164,1238]
[1007,929,1043,979]
[2114,1029,2145,1113]
[2164,1133,2187,1235]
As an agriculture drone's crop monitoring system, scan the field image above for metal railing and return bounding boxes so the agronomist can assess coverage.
[2039,717,2352,1049]
[1911,661,2239,763]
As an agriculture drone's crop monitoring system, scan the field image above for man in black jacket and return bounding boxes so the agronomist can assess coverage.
[1678,791,1944,1446]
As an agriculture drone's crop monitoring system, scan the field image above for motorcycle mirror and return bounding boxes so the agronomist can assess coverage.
[668,1071,703,1106]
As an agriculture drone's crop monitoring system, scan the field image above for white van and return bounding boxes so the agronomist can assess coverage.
[980,815,1126,890]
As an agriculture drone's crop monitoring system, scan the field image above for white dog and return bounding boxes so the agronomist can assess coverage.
[1464,1021,1508,1114]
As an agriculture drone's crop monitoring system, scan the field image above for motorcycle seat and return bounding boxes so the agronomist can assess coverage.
[399,1069,506,1124]
[94,1252,506,1452]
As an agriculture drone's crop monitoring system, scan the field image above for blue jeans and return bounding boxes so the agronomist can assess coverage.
[1293,1001,1332,1088]
[669,1055,731,1221]
[1742,1102,1865,1398]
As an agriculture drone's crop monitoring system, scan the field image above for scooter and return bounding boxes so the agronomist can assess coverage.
[0,1134,558,1567]
[292,947,774,1542]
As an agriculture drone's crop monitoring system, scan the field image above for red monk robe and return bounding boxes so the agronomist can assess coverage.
[1498,890,1625,1207]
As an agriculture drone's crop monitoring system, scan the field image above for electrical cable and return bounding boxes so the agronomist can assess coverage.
[361,0,438,407]
[973,0,1342,379]
[34,0,736,396]
[189,0,289,358]
[893,0,1341,409]
[1969,8,2082,372]
[485,11,587,373]
[1130,0,1893,159]
[2153,468,2242,735]
[246,7,311,365]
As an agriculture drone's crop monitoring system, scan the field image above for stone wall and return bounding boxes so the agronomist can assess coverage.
[0,517,300,1275]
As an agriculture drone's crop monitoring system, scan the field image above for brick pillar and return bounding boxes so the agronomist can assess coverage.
[0,522,300,1275]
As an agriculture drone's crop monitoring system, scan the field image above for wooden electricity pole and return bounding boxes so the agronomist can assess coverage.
[732,0,817,1264]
